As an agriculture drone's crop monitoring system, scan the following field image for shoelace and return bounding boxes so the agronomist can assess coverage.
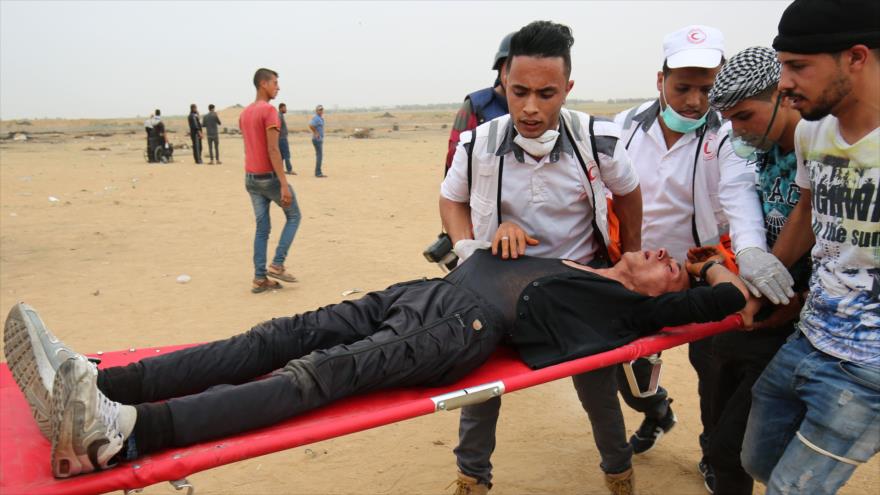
[97,392,121,437]
[87,364,122,440]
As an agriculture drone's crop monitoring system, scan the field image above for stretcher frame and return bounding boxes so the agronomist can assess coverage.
[0,315,741,495]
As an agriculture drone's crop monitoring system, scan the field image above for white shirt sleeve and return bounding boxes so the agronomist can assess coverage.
[716,124,768,253]
[440,131,472,203]
[794,121,811,190]
[599,140,640,196]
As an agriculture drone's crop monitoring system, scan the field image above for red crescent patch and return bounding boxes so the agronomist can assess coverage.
[687,29,707,44]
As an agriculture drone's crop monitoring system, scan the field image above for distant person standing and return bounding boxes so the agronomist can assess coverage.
[188,104,204,164]
[308,105,326,178]
[239,68,302,293]
[278,103,295,175]
[202,104,222,165]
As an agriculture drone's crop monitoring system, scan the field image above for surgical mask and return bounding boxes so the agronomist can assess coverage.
[514,127,560,158]
[659,78,708,134]
[730,135,759,160]
[728,94,783,161]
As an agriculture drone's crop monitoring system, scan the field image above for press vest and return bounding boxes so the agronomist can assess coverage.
[467,87,509,125]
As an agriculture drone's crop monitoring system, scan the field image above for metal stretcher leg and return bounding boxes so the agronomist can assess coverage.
[622,354,663,398]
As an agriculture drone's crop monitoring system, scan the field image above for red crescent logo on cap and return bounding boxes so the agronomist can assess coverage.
[687,29,706,44]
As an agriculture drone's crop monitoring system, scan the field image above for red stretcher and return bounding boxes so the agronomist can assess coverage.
[0,315,742,495]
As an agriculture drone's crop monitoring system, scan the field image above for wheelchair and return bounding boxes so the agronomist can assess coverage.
[144,129,174,163]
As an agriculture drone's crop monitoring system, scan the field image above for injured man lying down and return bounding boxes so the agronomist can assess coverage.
[5,246,749,478]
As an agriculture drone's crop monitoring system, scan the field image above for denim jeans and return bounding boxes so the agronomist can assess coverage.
[742,331,880,495]
[245,174,302,279]
[312,138,323,176]
[279,137,292,173]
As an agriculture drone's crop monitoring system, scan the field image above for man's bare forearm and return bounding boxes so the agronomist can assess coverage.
[266,128,287,185]
[613,186,643,253]
[439,197,473,244]
[772,190,814,267]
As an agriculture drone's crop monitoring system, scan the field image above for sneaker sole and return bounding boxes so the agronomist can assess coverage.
[631,411,678,455]
[266,272,297,283]
[4,303,54,438]
[51,358,123,478]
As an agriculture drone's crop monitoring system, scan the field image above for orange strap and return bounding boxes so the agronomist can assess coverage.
[606,198,739,273]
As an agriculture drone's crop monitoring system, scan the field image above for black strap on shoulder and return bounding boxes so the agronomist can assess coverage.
[496,156,505,226]
[690,131,707,247]
[717,133,730,152]
[565,115,609,261]
[466,130,477,195]
[588,116,602,170]
[625,124,641,150]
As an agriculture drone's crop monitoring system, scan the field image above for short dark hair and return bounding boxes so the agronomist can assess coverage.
[190,103,197,111]
[506,21,574,77]
[662,56,727,75]
[154,109,160,116]
[279,103,286,109]
[208,104,215,111]
[253,68,278,89]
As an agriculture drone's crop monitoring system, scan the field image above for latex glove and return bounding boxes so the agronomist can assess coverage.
[736,247,795,305]
[454,240,491,263]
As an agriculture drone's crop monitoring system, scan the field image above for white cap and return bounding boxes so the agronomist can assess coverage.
[663,25,725,69]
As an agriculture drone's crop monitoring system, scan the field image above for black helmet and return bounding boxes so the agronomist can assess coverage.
[492,32,515,70]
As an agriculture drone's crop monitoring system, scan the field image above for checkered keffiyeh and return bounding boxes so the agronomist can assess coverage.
[709,46,781,111]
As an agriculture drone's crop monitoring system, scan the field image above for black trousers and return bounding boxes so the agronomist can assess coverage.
[207,136,219,161]
[190,134,202,163]
[706,330,789,495]
[98,279,502,450]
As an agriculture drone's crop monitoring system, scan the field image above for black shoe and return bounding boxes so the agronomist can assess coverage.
[629,403,677,454]
[315,174,328,178]
[698,460,716,494]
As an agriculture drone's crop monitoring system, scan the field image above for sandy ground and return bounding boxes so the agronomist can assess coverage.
[0,109,877,495]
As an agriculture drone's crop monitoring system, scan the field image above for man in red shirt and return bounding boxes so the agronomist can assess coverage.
[239,68,302,293]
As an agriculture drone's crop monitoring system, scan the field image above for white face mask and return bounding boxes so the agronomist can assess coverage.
[513,127,560,158]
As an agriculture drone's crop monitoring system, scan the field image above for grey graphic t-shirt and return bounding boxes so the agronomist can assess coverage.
[795,117,880,365]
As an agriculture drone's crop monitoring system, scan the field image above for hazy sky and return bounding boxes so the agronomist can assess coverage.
[0,1,790,119]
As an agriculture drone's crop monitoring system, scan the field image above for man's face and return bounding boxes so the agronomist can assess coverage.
[656,66,720,119]
[317,108,324,116]
[506,55,573,138]
[721,94,783,150]
[622,249,690,296]
[777,51,851,121]
[280,105,287,114]
[262,76,280,100]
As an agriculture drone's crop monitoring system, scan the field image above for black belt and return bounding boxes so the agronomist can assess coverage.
[246,172,276,179]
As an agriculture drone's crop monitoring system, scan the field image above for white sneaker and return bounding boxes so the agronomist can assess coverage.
[3,303,83,439]
[51,358,125,478]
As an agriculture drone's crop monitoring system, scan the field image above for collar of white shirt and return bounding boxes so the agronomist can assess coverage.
[495,120,575,164]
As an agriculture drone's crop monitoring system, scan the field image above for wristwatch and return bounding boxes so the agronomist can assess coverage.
[698,260,722,282]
